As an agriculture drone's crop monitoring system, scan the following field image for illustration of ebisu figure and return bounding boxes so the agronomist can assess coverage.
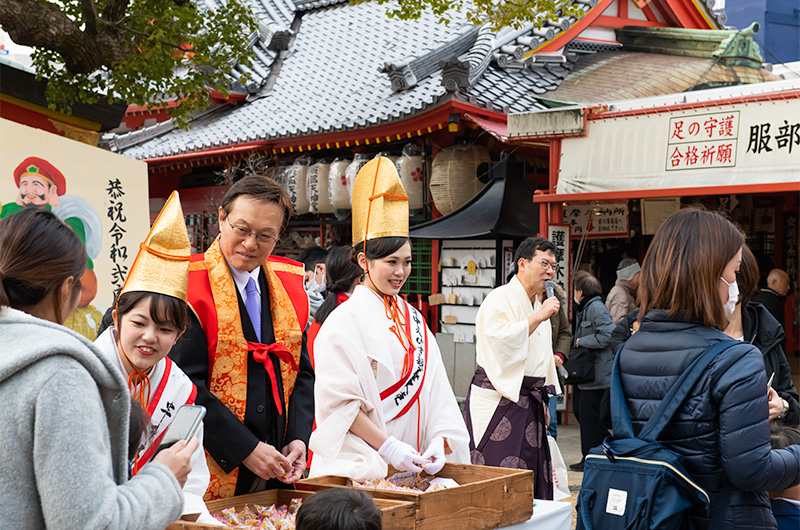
[2,157,104,339]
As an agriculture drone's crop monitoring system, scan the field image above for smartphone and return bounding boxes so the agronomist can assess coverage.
[154,405,206,456]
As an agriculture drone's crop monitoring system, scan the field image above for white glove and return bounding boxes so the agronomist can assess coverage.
[421,436,446,475]
[378,436,425,473]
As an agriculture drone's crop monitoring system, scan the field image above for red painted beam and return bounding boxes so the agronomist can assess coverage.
[533,182,800,203]
[596,15,668,27]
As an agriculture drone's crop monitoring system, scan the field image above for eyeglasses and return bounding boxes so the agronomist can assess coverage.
[536,259,558,272]
[225,217,280,246]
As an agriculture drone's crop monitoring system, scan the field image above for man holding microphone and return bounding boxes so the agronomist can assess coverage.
[464,236,562,501]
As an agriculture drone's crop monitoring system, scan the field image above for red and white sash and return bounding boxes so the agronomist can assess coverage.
[133,357,197,474]
[379,300,428,422]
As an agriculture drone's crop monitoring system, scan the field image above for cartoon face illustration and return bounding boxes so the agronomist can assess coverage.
[12,157,65,209]
[18,174,57,207]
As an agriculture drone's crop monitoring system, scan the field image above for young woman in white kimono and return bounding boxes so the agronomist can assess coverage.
[94,192,215,523]
[309,157,469,481]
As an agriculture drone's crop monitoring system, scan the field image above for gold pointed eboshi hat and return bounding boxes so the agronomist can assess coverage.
[351,156,409,245]
[120,190,191,301]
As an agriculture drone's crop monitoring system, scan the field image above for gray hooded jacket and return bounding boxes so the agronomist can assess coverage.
[0,308,183,529]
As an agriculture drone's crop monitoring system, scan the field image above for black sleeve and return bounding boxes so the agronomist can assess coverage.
[169,311,259,473]
[609,309,639,355]
[284,330,315,446]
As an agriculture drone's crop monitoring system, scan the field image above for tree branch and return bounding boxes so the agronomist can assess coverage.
[0,0,132,73]
[81,0,99,34]
[101,0,130,25]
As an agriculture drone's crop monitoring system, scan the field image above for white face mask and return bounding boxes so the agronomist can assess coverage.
[720,277,739,316]
[306,277,326,294]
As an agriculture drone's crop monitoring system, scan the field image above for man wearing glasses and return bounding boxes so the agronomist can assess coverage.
[170,175,314,500]
[464,236,561,501]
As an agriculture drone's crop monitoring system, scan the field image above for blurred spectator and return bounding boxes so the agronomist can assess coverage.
[299,245,329,318]
[768,422,800,530]
[754,269,790,329]
[548,282,572,439]
[605,259,640,324]
[570,271,616,471]
[296,488,382,530]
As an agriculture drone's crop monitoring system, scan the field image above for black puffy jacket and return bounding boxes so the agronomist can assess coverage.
[618,310,800,530]
[742,302,800,427]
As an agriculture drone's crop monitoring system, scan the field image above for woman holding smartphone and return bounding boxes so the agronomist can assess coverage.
[616,207,800,529]
[0,208,197,529]
[95,191,214,523]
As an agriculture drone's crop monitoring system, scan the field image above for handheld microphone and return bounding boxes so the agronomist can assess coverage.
[545,280,555,299]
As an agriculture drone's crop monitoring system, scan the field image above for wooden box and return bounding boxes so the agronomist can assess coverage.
[297,463,533,530]
[166,488,415,530]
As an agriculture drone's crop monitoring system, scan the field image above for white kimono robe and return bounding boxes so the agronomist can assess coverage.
[95,328,215,523]
[469,276,560,443]
[309,285,470,481]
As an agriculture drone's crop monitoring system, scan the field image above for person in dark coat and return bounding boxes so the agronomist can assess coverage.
[754,269,790,328]
[617,207,800,530]
[726,247,799,427]
[548,282,572,439]
[570,271,616,470]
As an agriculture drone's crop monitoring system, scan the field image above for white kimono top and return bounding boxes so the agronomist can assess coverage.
[309,285,470,481]
[95,328,214,522]
[469,276,559,443]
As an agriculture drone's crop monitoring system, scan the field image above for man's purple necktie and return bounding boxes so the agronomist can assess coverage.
[245,277,261,342]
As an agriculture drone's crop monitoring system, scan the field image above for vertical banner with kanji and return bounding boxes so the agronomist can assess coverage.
[0,118,149,340]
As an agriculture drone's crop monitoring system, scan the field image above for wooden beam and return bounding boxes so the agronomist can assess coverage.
[618,0,628,19]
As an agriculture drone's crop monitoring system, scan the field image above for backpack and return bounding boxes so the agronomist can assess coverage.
[576,340,738,530]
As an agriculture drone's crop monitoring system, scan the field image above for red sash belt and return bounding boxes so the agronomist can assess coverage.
[247,341,299,416]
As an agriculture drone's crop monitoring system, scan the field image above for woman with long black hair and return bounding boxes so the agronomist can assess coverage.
[306,246,363,366]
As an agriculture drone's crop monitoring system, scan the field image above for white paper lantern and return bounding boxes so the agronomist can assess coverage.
[307,161,332,214]
[328,158,351,210]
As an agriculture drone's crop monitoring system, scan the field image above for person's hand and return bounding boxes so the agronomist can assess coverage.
[421,437,446,475]
[242,441,292,480]
[768,387,783,420]
[378,436,426,473]
[539,296,560,319]
[153,437,199,488]
[553,354,564,368]
[279,440,306,483]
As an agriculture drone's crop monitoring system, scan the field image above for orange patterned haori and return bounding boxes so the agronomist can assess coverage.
[188,238,306,499]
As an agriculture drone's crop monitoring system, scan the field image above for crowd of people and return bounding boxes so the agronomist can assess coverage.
[0,157,798,529]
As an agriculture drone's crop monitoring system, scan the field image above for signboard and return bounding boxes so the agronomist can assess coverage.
[555,96,800,194]
[0,118,149,339]
[666,111,739,170]
[547,224,571,293]
[641,197,680,235]
[562,203,628,239]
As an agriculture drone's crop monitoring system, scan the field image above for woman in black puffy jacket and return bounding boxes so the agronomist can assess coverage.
[617,207,800,530]
[725,245,799,427]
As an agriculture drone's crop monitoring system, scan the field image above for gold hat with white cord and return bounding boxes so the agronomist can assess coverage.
[351,156,409,245]
[120,190,191,301]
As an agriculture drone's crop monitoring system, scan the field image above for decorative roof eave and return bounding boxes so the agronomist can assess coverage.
[380,26,481,92]
[525,0,614,57]
[141,97,507,171]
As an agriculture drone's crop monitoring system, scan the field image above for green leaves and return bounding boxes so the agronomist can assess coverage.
[365,0,583,30]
